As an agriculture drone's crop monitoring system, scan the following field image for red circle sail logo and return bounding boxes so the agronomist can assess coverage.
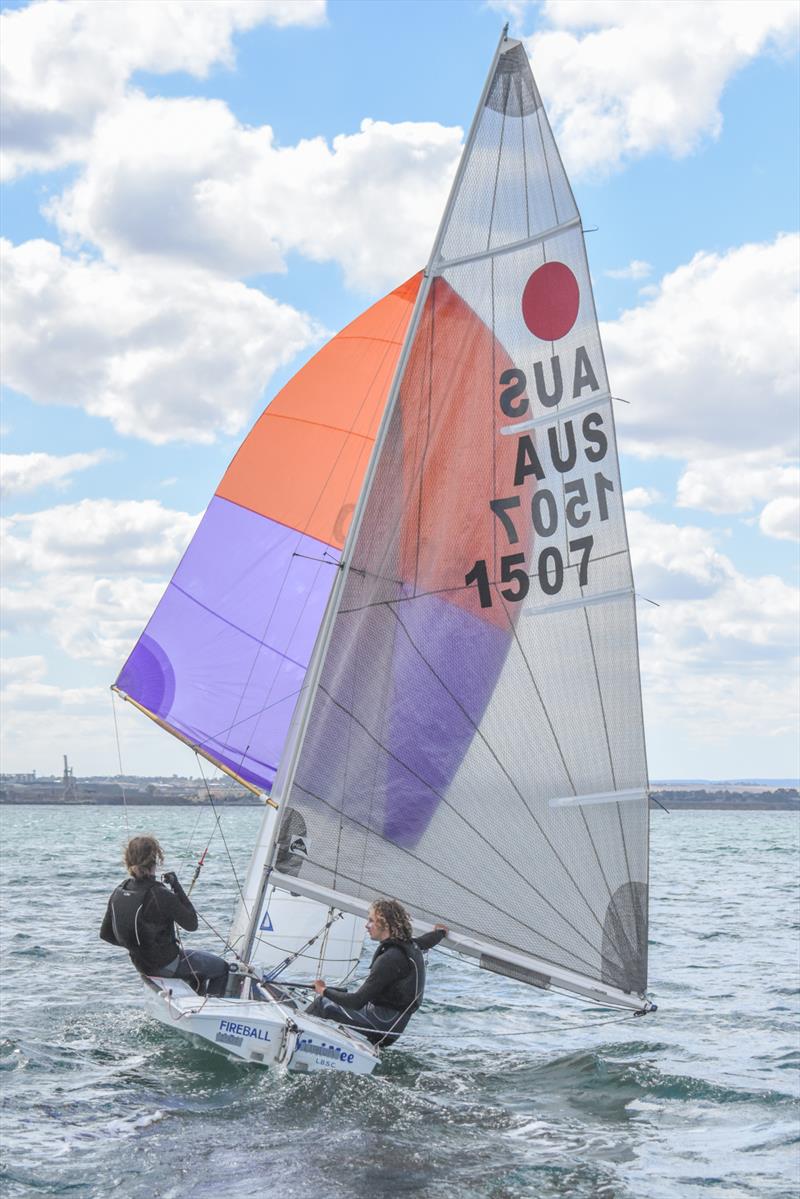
[521,262,579,340]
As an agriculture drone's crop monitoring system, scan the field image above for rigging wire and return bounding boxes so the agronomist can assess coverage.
[193,753,246,903]
[110,689,130,839]
[179,803,209,875]
[194,906,349,979]
[260,910,345,981]
[398,1009,641,1041]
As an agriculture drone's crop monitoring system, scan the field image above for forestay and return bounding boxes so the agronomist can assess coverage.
[268,38,651,1009]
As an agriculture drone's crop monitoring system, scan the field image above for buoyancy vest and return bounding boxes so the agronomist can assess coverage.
[109,877,179,972]
[109,877,158,950]
[371,938,427,1021]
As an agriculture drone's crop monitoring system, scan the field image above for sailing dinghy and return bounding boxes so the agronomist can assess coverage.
[113,28,655,1075]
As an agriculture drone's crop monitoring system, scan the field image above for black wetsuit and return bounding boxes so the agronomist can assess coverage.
[100,875,197,975]
[307,929,446,1045]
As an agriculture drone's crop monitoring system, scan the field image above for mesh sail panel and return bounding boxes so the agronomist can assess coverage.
[441,42,577,262]
[282,42,649,997]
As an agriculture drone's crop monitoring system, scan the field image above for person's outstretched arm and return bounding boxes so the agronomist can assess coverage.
[414,924,448,951]
[152,873,198,932]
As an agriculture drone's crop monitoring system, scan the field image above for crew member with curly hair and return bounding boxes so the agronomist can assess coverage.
[100,834,229,997]
[306,897,447,1045]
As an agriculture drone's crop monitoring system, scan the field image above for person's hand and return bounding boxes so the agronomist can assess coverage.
[162,871,178,889]
[313,979,326,995]
[434,923,448,934]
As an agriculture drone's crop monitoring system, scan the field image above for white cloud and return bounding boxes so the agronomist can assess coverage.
[0,664,143,778]
[605,234,800,462]
[0,681,192,776]
[504,0,800,177]
[1,0,325,179]
[676,454,798,515]
[2,498,199,667]
[605,260,651,281]
[47,94,461,290]
[630,509,798,654]
[0,449,110,496]
[0,676,103,712]
[624,486,662,509]
[0,497,206,773]
[760,495,800,543]
[628,509,799,748]
[0,654,47,685]
[629,510,734,601]
[0,585,56,635]
[1,238,324,443]
[3,498,199,578]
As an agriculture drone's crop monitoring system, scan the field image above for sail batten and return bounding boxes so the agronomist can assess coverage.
[435,215,582,271]
[549,788,648,809]
[500,392,613,435]
[524,587,633,618]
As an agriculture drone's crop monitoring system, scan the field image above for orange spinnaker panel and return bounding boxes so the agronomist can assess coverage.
[398,277,520,629]
[217,274,422,550]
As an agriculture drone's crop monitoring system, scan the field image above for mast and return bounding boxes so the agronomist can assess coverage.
[236,27,514,966]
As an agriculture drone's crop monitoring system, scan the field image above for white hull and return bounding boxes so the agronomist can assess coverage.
[142,977,380,1075]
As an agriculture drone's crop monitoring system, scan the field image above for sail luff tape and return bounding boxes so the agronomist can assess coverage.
[110,685,274,803]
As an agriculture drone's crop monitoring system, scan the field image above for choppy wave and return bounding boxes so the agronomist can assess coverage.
[1,807,798,1199]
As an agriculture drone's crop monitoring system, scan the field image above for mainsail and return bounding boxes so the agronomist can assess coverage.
[260,35,652,1010]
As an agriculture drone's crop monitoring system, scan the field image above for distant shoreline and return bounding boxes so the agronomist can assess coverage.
[1,786,797,811]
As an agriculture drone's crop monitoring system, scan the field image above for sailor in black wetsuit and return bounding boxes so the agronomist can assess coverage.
[306,897,447,1045]
[100,834,229,997]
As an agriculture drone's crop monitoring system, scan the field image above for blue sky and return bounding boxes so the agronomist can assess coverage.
[1,0,798,780]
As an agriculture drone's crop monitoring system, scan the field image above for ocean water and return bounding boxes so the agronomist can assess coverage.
[1,806,798,1199]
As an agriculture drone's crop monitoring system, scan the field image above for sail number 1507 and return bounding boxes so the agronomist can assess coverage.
[464,470,615,609]
[465,537,593,608]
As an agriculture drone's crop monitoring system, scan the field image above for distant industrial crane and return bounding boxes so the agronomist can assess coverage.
[62,754,77,802]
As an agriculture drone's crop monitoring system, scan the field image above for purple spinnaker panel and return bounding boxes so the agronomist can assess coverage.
[117,496,339,790]
[382,593,510,845]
